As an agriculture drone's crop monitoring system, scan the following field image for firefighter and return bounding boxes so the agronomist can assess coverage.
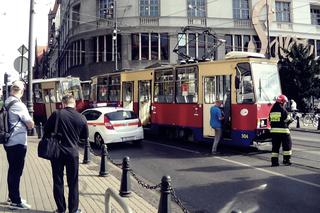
[269,94,293,167]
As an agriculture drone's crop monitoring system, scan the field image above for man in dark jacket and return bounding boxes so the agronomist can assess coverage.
[269,94,293,167]
[43,94,88,213]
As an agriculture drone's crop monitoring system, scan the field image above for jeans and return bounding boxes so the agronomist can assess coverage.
[5,144,27,204]
[212,128,222,152]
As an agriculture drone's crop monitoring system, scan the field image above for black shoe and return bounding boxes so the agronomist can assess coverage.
[271,162,279,167]
[54,210,65,213]
[9,202,31,210]
[271,157,279,167]
[283,160,292,166]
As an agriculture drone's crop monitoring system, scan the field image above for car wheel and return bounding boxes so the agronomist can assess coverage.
[94,133,104,148]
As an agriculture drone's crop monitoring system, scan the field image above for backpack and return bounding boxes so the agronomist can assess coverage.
[0,100,19,144]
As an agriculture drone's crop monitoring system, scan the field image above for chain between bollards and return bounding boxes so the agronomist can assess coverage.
[119,156,132,197]
[99,143,109,177]
[82,138,91,164]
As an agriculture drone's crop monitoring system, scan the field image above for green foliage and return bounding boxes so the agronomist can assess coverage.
[278,43,320,112]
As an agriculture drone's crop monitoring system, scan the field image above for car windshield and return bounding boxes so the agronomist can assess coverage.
[251,63,281,103]
[105,110,138,121]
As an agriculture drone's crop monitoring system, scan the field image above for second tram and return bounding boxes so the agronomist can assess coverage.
[33,76,86,124]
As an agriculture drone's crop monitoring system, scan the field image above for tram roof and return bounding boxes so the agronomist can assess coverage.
[32,76,80,83]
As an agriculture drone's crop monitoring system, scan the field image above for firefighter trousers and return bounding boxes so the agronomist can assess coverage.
[271,133,292,161]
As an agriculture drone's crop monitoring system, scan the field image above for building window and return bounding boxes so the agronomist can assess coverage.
[225,34,233,53]
[141,33,149,60]
[233,0,249,19]
[187,0,206,17]
[72,4,80,28]
[93,35,116,63]
[275,1,290,22]
[243,35,250,51]
[131,33,169,61]
[234,35,242,51]
[311,6,320,25]
[99,0,113,18]
[140,0,159,16]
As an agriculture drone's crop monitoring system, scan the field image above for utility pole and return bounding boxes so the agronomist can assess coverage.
[113,0,118,71]
[27,0,35,135]
[266,0,271,59]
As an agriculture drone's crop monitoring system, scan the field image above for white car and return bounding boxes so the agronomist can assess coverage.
[82,107,144,146]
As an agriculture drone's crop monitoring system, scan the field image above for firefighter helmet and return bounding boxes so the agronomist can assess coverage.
[276,94,288,104]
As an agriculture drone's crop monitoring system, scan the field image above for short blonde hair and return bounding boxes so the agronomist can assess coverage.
[11,80,25,92]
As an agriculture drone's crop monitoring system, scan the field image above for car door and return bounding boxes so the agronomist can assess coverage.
[82,110,102,142]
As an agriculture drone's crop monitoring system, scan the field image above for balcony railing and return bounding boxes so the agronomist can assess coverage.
[187,17,207,26]
[234,19,252,28]
[139,17,159,26]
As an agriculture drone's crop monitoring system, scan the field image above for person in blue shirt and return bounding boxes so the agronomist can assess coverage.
[210,100,224,154]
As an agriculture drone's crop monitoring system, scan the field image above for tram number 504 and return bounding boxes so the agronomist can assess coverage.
[241,133,249,139]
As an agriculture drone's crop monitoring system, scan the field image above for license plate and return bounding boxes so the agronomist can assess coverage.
[122,136,134,141]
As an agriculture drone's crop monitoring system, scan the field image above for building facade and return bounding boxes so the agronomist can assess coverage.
[46,0,320,80]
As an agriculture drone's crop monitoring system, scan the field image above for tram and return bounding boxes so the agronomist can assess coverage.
[90,72,121,107]
[33,76,85,124]
[81,80,91,109]
[90,52,282,147]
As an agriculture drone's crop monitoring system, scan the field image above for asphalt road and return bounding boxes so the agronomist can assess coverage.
[94,131,320,213]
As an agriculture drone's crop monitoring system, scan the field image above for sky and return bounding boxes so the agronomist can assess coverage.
[0,0,55,85]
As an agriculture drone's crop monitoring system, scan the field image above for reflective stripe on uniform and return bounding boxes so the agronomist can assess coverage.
[271,152,279,157]
[270,112,281,122]
[270,128,290,134]
[283,150,292,156]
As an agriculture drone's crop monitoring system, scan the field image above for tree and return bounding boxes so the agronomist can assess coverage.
[278,43,320,112]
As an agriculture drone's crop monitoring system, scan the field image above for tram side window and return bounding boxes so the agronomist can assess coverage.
[33,83,43,103]
[97,85,108,102]
[43,89,56,103]
[175,67,198,103]
[154,69,174,103]
[236,63,255,103]
[109,85,120,102]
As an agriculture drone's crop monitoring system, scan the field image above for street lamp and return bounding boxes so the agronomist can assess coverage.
[266,0,271,59]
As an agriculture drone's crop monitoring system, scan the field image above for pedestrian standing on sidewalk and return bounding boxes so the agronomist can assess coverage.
[210,99,224,154]
[269,94,293,167]
[43,94,88,213]
[4,80,34,210]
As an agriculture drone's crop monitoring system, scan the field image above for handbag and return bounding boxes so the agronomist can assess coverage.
[37,110,61,160]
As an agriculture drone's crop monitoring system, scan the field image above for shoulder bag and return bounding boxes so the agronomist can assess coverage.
[37,110,61,160]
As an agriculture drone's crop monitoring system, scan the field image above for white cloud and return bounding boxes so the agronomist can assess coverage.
[0,0,55,85]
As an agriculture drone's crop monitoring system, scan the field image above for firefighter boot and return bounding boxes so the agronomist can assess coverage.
[271,157,279,167]
[283,155,292,166]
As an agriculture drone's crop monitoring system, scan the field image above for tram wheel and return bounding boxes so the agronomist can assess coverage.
[94,133,104,148]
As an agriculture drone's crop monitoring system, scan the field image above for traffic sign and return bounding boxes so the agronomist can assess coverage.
[14,56,28,73]
[18,44,28,55]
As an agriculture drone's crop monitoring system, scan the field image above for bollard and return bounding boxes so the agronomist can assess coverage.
[318,117,320,131]
[119,156,132,197]
[99,143,109,177]
[158,176,172,213]
[38,122,44,139]
[82,138,91,164]
[296,116,300,128]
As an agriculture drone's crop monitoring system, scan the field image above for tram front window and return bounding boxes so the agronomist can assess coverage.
[236,63,255,103]
[251,63,281,103]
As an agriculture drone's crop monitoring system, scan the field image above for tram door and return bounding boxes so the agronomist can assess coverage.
[203,75,231,137]
[42,82,57,120]
[122,81,134,110]
[138,80,151,126]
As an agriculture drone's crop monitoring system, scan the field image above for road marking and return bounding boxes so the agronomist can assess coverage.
[292,136,319,142]
[145,140,320,188]
[144,140,201,154]
[215,156,320,188]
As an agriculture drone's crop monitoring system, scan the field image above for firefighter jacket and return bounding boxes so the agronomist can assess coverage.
[269,102,291,134]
